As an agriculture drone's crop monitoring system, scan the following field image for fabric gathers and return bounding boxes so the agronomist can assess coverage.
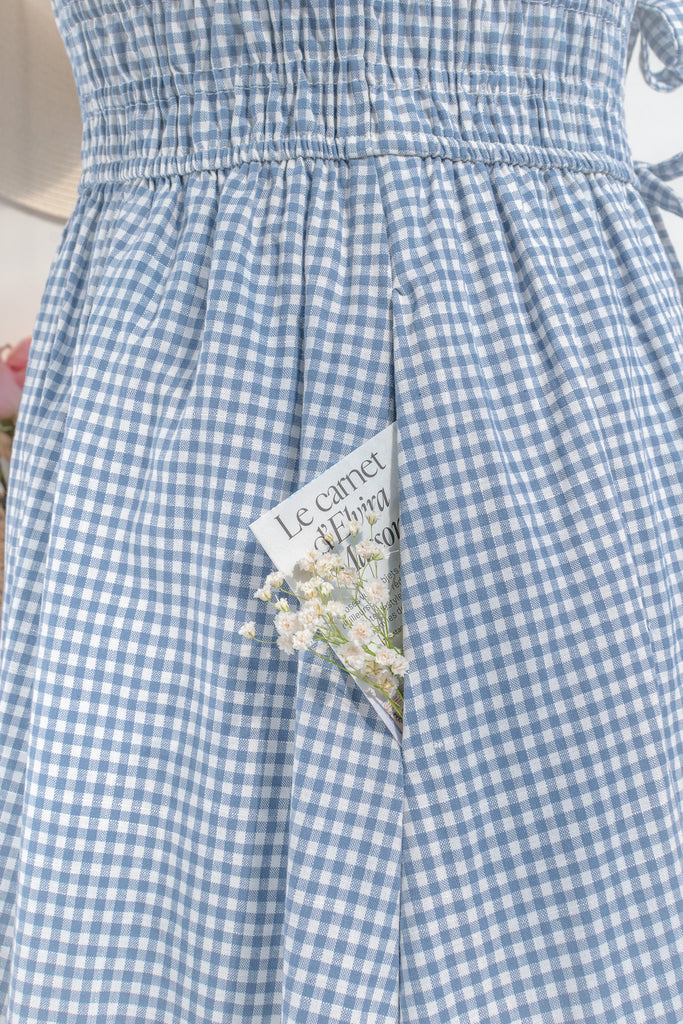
[3,2,683,1022]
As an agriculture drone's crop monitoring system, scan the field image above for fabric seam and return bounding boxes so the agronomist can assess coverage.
[74,148,640,193]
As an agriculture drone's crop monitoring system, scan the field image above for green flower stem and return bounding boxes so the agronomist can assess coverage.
[241,630,403,721]
[311,626,404,720]
[348,527,399,647]
[307,644,403,719]
[247,521,407,724]
[242,629,403,717]
[375,600,393,648]
[326,531,399,651]
[322,617,349,644]
[351,591,391,648]
[334,542,384,626]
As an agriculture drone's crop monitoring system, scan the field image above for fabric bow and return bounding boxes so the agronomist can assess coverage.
[633,153,683,305]
[628,1,683,305]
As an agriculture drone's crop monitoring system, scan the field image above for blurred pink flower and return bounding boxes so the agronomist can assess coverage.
[0,335,32,421]
[5,336,31,389]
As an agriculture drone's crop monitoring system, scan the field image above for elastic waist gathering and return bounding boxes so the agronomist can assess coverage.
[52,0,642,189]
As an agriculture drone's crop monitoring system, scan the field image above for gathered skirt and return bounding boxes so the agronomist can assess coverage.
[2,0,683,1021]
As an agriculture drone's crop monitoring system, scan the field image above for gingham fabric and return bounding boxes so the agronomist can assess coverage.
[2,1,683,1022]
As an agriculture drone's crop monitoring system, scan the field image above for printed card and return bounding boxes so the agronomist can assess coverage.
[250,422,403,744]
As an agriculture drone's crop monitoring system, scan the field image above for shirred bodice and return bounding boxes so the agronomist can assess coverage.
[51,0,645,189]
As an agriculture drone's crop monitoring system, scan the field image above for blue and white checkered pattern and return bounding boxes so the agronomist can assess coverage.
[2,0,683,1021]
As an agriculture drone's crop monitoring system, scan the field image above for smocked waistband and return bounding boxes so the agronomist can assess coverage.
[52,0,640,189]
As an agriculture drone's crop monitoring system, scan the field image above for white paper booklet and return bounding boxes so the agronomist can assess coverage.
[250,421,403,745]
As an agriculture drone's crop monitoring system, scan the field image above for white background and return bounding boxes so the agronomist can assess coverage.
[1,45,683,351]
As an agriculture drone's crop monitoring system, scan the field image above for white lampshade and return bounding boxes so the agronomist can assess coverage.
[0,0,82,223]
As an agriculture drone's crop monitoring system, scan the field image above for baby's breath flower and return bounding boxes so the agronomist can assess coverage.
[274,611,299,635]
[372,667,399,699]
[338,567,358,588]
[299,599,325,628]
[313,555,334,579]
[277,632,296,654]
[242,515,406,728]
[325,600,347,618]
[356,539,383,561]
[374,643,398,668]
[295,548,319,573]
[349,621,373,645]
[362,577,389,605]
[338,642,368,673]
[292,626,316,651]
[388,653,409,675]
[299,578,320,600]
[315,552,344,579]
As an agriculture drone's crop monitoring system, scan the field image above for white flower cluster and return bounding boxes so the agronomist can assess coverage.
[238,513,407,724]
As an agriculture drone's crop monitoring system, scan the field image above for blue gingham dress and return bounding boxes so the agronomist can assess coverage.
[2,1,683,1022]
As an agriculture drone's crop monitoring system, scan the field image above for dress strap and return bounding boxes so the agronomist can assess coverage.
[628,1,683,305]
